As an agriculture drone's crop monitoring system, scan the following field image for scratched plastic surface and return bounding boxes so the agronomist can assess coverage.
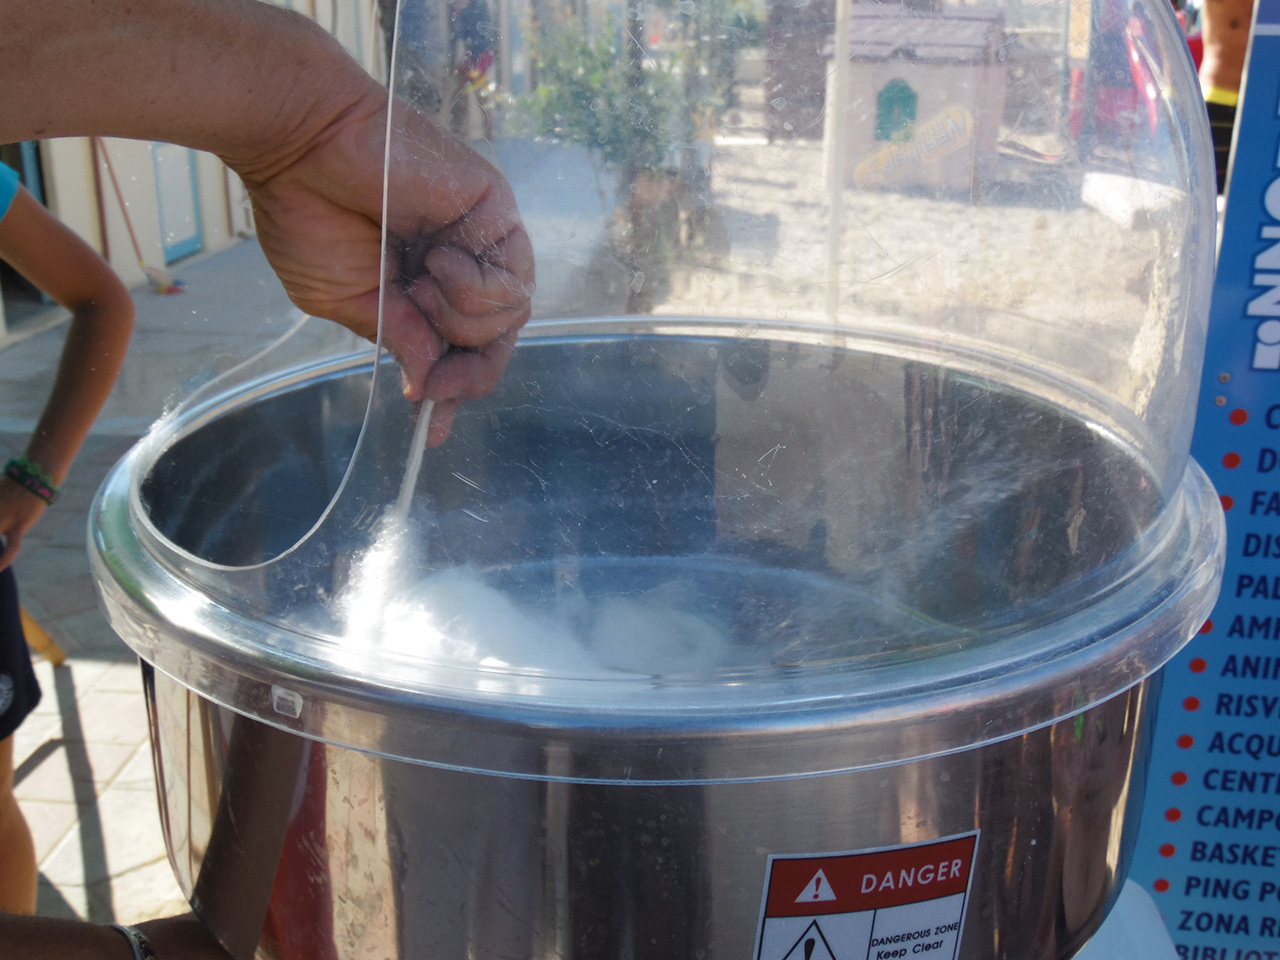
[110,0,1222,747]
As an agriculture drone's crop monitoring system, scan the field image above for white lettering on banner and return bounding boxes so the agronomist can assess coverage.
[1248,278,1280,318]
[1258,229,1280,270]
[1256,326,1280,369]
[1249,152,1280,367]
[1263,222,1280,260]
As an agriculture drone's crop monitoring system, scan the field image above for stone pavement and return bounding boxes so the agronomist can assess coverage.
[1,238,361,925]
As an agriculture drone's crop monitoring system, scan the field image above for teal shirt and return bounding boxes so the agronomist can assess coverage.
[0,161,19,221]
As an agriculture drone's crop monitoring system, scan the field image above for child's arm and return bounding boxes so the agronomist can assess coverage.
[0,186,134,570]
[0,910,233,960]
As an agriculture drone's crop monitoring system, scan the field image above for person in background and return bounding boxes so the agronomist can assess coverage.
[0,0,534,956]
[449,0,497,138]
[1200,0,1255,192]
[0,160,135,916]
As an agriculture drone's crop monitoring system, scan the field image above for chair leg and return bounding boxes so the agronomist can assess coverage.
[19,606,66,667]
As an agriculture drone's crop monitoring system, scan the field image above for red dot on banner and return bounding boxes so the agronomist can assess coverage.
[1222,495,1235,511]
[1172,771,1189,786]
[1154,879,1171,893]
[1160,844,1176,858]
[1166,808,1183,822]
[1177,734,1195,749]
[1224,452,1242,469]
[1184,696,1201,711]
[1230,409,1248,425]
[1200,620,1214,634]
[1190,657,1208,673]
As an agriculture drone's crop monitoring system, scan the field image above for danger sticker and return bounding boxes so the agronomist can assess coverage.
[755,833,978,960]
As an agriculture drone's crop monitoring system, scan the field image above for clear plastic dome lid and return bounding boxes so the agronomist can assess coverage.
[89,0,1223,780]
[444,0,1214,488]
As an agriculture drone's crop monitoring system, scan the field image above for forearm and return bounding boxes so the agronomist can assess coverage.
[0,0,382,179]
[0,0,533,419]
[0,912,231,960]
[23,303,134,484]
[1,914,135,960]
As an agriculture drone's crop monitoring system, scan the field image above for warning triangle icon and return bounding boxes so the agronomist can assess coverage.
[795,869,837,904]
[780,920,839,960]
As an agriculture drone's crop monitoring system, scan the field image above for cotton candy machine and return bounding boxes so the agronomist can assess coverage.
[90,0,1220,957]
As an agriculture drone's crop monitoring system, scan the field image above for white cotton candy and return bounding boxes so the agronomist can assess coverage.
[587,596,733,675]
[378,567,596,676]
[340,548,734,681]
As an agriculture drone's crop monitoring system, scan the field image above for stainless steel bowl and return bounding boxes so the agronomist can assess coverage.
[91,319,1224,959]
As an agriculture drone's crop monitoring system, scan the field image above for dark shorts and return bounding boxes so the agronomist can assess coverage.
[1206,99,1237,195]
[0,566,41,741]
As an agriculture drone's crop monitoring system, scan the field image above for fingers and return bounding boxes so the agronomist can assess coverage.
[422,236,534,343]
[0,488,44,571]
[0,530,22,572]
[387,133,535,352]
[422,399,459,448]
[380,287,448,402]
[426,181,534,275]
[386,182,533,411]
[414,330,515,446]
[380,289,517,397]
[402,253,531,349]
[394,192,535,349]
[247,91,534,444]
[423,330,518,402]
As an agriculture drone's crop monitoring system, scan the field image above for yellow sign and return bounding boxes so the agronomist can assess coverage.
[853,106,975,189]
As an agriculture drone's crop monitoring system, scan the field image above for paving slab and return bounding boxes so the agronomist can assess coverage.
[14,739,138,803]
[18,658,185,923]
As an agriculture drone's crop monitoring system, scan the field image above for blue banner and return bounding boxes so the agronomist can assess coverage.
[1128,3,1280,956]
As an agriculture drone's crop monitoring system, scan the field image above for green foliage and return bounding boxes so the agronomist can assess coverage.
[523,31,679,173]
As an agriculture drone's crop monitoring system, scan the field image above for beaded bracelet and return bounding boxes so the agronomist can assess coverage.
[110,923,158,960]
[3,455,58,505]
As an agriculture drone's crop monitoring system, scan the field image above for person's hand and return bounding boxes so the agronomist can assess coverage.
[233,81,534,446]
[1,1,531,447]
[0,479,48,571]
